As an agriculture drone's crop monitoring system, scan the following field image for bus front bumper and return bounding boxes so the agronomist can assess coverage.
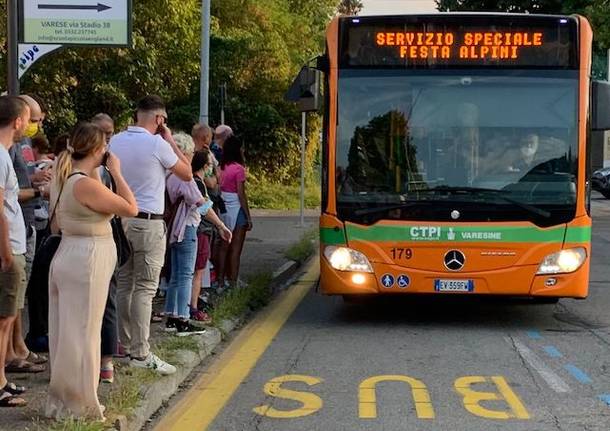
[320,257,589,299]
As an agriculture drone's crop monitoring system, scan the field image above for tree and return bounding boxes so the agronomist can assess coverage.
[338,0,364,15]
[0,0,340,181]
[435,0,609,78]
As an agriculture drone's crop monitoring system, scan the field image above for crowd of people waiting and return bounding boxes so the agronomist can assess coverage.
[0,94,252,421]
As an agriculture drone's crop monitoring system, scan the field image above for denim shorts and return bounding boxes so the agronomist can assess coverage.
[235,208,248,228]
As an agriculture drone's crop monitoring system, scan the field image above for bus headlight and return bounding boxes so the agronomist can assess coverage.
[324,246,373,273]
[537,248,587,275]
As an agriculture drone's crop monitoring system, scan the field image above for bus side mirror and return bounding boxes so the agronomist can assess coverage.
[285,66,322,112]
[592,80,610,131]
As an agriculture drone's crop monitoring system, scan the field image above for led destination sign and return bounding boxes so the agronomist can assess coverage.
[376,31,543,60]
[340,16,578,68]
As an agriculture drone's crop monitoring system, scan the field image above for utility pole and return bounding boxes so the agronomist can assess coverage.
[7,0,20,95]
[299,112,306,227]
[199,0,211,125]
[220,82,226,125]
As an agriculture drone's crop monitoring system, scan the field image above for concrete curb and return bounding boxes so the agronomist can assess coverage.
[117,259,301,431]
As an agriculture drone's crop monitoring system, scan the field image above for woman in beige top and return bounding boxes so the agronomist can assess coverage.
[46,122,137,421]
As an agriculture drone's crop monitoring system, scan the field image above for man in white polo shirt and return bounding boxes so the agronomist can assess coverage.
[0,96,30,407]
[110,95,192,375]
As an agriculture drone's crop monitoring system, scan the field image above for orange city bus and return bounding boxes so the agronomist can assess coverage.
[317,13,608,302]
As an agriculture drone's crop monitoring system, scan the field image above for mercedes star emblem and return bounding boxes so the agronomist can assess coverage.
[451,210,460,220]
[444,250,466,271]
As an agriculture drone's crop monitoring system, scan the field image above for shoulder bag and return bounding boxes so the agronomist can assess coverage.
[103,167,133,269]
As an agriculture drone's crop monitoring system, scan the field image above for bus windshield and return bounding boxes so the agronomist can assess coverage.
[336,70,579,226]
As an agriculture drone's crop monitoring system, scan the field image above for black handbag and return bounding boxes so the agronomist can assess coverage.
[103,167,133,269]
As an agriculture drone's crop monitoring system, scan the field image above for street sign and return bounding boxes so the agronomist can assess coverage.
[20,0,132,46]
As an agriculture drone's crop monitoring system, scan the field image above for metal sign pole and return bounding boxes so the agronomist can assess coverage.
[7,0,20,95]
[300,111,306,227]
[199,0,211,125]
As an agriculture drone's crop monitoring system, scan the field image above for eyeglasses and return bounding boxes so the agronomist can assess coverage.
[156,114,168,124]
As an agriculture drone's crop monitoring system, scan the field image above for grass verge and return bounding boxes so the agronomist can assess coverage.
[210,272,274,324]
[285,228,318,264]
[32,417,107,431]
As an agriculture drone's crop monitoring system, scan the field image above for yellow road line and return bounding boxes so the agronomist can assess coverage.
[155,259,319,431]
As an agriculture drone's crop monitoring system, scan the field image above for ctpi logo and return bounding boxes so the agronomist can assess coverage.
[409,226,441,240]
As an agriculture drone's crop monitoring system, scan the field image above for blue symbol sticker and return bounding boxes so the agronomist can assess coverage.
[381,274,395,288]
[397,275,410,289]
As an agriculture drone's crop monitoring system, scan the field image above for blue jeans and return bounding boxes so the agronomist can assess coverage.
[164,225,197,319]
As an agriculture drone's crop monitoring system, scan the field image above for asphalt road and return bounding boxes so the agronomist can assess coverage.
[163,196,610,431]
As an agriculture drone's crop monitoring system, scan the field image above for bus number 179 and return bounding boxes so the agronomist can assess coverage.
[390,248,413,260]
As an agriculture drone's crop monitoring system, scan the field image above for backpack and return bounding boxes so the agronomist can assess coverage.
[194,177,215,236]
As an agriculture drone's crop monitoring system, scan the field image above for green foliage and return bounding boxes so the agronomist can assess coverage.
[0,0,340,178]
[338,0,364,15]
[248,178,321,210]
[435,0,610,78]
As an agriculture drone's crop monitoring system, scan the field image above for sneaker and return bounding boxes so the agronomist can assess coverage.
[164,317,179,333]
[175,320,207,337]
[100,363,114,384]
[130,353,176,375]
[190,308,212,324]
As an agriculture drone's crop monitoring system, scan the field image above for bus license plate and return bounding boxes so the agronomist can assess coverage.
[434,279,474,292]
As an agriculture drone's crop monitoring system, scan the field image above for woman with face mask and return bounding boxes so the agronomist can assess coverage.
[191,149,216,322]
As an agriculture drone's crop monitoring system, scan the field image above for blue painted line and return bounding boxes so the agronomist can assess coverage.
[599,395,610,406]
[543,346,563,358]
[564,364,592,384]
[527,330,543,340]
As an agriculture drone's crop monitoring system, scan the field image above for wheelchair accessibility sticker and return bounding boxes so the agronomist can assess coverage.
[397,275,410,289]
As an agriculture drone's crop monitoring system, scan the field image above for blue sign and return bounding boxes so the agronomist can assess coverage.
[397,275,410,289]
[381,274,395,288]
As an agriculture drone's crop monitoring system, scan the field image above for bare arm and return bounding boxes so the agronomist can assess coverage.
[204,207,232,242]
[74,177,138,218]
[18,188,38,203]
[236,181,252,230]
[160,126,193,181]
[0,188,14,271]
[73,154,138,217]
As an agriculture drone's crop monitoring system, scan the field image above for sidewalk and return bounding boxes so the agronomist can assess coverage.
[0,210,319,431]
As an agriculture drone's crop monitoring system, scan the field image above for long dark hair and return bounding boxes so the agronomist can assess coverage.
[220,135,244,169]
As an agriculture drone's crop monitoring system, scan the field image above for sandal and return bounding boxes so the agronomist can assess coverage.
[0,390,26,407]
[5,360,45,374]
[26,351,48,365]
[1,382,26,395]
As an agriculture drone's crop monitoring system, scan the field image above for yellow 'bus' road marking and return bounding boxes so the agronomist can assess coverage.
[154,259,319,431]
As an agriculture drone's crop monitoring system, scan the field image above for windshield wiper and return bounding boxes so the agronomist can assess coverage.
[415,186,551,219]
[353,201,423,217]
